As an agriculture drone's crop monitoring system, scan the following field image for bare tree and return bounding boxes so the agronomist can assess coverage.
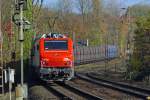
[56,0,74,32]
[76,0,92,23]
[105,0,121,17]
[92,0,101,20]
[47,15,59,32]
[32,0,44,31]
[90,0,102,29]
[32,0,44,14]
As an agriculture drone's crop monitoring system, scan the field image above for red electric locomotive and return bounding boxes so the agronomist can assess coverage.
[31,33,74,81]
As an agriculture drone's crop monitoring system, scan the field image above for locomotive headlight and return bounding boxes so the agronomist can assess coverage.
[63,57,70,61]
[64,61,71,66]
[41,58,49,66]
[64,58,72,66]
[66,61,71,65]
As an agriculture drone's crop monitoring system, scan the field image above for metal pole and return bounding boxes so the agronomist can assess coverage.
[11,0,16,69]
[73,32,75,48]
[0,0,2,46]
[104,33,107,72]
[86,39,89,46]
[0,0,1,38]
[21,42,23,85]
[0,0,3,44]
[20,3,24,86]
[0,0,2,38]
[126,7,131,73]
[8,68,12,100]
[0,0,4,95]
[120,7,127,69]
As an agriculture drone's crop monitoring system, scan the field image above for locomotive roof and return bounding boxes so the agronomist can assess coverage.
[34,33,68,40]
[32,33,69,43]
[41,33,67,39]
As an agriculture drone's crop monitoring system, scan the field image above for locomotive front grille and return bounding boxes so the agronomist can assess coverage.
[39,67,73,81]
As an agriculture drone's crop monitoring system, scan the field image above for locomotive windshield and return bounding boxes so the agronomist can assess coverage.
[44,40,68,50]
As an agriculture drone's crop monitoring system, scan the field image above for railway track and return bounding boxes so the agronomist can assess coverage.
[76,73,150,99]
[42,81,103,100]
[43,83,72,100]
[55,81,103,100]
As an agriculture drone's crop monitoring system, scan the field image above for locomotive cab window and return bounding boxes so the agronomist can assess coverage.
[44,40,68,50]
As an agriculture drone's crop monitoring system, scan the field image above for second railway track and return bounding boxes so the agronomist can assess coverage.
[76,73,150,99]
[55,81,103,100]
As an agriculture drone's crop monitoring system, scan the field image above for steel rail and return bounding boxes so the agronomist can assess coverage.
[88,73,150,94]
[56,82,104,100]
[76,73,150,99]
[42,82,72,100]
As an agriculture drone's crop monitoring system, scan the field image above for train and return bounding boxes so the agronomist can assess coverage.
[31,32,118,81]
[31,33,74,81]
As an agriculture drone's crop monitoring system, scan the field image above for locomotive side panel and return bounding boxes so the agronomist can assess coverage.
[31,39,40,69]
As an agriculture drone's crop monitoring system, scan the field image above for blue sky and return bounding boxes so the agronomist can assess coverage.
[43,0,58,6]
[43,0,150,6]
[124,0,150,6]
[43,0,150,10]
